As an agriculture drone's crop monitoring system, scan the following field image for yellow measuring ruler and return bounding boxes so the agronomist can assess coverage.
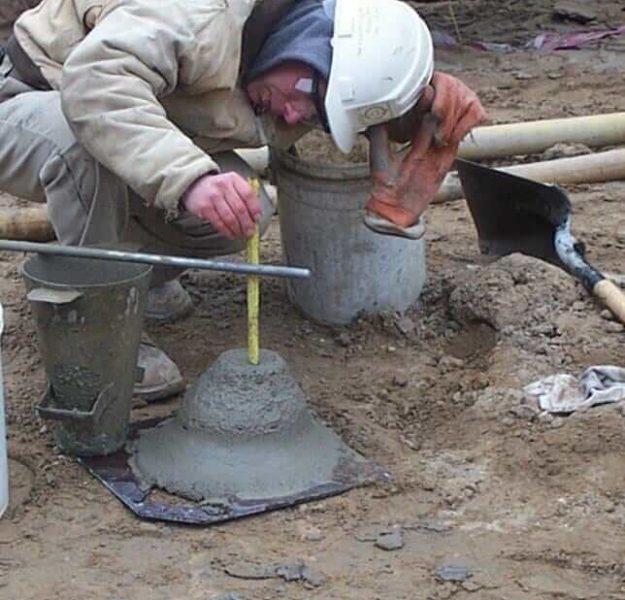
[247,179,261,365]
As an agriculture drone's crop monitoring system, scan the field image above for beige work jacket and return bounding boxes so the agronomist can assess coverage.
[14,0,304,215]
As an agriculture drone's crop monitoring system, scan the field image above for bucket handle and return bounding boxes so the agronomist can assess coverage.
[36,383,115,424]
[27,288,83,305]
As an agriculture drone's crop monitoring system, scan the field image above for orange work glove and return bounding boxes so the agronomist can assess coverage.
[365,72,488,238]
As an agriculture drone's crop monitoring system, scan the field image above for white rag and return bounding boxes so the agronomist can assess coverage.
[524,366,625,414]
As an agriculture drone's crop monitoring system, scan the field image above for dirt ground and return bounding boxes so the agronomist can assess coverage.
[2,2,625,599]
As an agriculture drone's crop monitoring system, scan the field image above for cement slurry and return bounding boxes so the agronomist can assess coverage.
[129,349,369,502]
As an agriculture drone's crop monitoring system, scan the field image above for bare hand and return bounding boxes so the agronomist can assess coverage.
[182,172,261,240]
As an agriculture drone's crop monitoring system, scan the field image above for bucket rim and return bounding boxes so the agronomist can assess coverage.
[273,147,371,181]
[19,255,153,290]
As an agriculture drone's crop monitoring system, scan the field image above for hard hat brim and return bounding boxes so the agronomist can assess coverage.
[324,77,358,154]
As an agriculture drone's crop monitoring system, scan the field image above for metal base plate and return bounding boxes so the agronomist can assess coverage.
[79,419,390,525]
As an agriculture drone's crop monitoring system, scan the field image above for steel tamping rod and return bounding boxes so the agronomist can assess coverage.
[0,239,312,280]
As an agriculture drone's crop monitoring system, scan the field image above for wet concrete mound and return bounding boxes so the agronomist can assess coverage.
[129,349,381,503]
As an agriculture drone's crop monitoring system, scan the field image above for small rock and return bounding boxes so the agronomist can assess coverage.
[316,349,334,358]
[435,564,473,582]
[303,527,323,542]
[392,374,409,388]
[553,0,597,23]
[396,315,417,335]
[550,417,566,429]
[212,594,246,600]
[419,475,437,491]
[425,231,444,242]
[600,309,613,321]
[513,71,534,81]
[533,323,558,336]
[572,301,585,311]
[274,563,306,582]
[274,563,325,588]
[405,519,453,534]
[224,564,274,580]
[435,583,457,599]
[137,521,161,534]
[375,529,405,551]
[335,333,351,347]
[354,529,378,543]
[224,561,325,588]
[541,142,591,161]
[299,322,314,335]
[422,355,438,367]
[606,322,624,334]
[300,566,326,588]
[438,356,464,371]
[509,403,539,420]
[607,273,625,288]
[462,580,483,592]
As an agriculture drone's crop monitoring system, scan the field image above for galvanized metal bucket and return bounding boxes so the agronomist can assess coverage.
[273,150,427,325]
[21,255,152,456]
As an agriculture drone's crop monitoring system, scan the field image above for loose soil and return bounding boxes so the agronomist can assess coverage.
[294,130,371,165]
[2,2,625,599]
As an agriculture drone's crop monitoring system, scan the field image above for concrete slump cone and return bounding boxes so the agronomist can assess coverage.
[129,349,384,504]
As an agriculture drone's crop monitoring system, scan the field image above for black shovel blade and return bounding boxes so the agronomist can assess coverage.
[456,159,572,267]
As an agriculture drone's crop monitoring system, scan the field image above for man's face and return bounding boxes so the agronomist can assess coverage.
[246,61,323,127]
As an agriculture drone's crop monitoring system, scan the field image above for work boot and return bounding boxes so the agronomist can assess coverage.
[145,279,194,322]
[134,338,186,402]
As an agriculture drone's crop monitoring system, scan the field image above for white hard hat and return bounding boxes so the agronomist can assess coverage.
[324,0,434,153]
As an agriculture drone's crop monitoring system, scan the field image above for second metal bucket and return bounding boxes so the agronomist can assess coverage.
[21,255,152,456]
[273,149,427,325]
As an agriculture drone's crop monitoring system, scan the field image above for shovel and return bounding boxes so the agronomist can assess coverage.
[456,158,625,325]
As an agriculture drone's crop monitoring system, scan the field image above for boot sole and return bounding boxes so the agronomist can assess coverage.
[134,378,186,403]
[144,301,194,324]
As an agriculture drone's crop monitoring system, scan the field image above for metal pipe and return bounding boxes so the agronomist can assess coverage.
[0,240,312,280]
[459,112,625,160]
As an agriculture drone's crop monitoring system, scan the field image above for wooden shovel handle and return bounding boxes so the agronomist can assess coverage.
[0,207,55,242]
[593,279,625,326]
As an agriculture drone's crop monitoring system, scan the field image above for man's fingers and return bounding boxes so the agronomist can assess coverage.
[200,202,236,240]
[413,84,436,117]
[224,181,257,237]
[204,202,236,239]
[449,100,488,145]
[430,73,483,145]
[213,193,245,239]
[407,113,439,158]
[231,176,263,222]
[181,172,265,240]
[430,73,452,119]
